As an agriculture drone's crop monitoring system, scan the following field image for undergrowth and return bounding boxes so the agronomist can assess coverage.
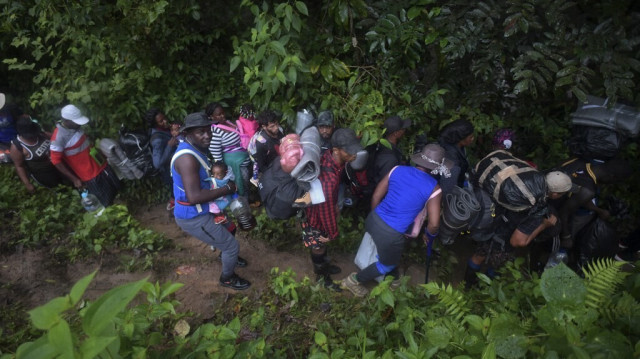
[3,259,640,358]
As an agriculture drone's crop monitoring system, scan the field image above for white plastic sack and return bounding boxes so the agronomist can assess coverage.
[354,232,383,282]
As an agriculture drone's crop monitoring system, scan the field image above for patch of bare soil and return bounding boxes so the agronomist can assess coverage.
[0,203,471,321]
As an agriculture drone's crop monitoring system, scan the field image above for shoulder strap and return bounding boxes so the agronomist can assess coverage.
[170,149,211,177]
[213,123,239,133]
[387,165,399,179]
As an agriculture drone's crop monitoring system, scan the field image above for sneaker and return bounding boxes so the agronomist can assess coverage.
[218,253,248,268]
[389,278,402,291]
[219,273,251,290]
[340,272,368,297]
[166,199,175,211]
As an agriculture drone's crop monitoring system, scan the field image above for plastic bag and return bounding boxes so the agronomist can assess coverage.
[567,125,624,161]
[577,217,618,265]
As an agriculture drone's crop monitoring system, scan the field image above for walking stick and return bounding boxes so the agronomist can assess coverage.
[425,234,433,283]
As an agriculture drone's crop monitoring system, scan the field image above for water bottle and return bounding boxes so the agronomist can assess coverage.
[544,249,568,270]
[81,190,105,216]
[229,194,256,230]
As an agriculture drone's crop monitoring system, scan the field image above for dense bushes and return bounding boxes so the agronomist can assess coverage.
[0,166,169,269]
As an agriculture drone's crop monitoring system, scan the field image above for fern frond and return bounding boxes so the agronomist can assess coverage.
[600,292,640,324]
[582,258,628,309]
[424,282,470,322]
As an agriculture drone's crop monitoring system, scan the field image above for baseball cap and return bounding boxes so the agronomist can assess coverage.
[383,116,411,133]
[546,171,573,193]
[317,110,334,127]
[331,128,363,155]
[61,104,90,125]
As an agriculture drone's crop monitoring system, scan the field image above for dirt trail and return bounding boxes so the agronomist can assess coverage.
[1,203,466,319]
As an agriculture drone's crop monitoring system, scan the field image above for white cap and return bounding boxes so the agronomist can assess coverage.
[0,93,5,110]
[61,104,89,125]
[546,171,572,193]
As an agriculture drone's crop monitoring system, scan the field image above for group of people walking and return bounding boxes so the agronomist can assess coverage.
[2,91,635,296]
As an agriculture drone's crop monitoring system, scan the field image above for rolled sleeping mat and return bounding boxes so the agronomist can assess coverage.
[290,126,322,183]
[295,109,316,135]
[439,186,481,244]
[99,138,143,180]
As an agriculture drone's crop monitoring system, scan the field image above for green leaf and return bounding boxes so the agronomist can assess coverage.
[540,263,586,306]
[79,336,117,358]
[482,341,496,359]
[427,326,451,349]
[555,75,574,87]
[270,40,287,56]
[288,66,297,85]
[229,56,241,73]
[408,7,422,20]
[29,297,69,330]
[556,65,577,77]
[69,270,97,305]
[48,320,73,358]
[82,277,148,336]
[314,331,327,346]
[16,336,57,359]
[216,327,237,341]
[159,282,184,300]
[276,71,286,84]
[571,86,587,103]
[380,290,395,308]
[249,81,261,98]
[571,345,590,359]
[465,315,484,331]
[295,1,308,16]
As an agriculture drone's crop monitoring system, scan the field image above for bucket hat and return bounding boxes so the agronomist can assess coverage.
[180,112,212,132]
[411,143,453,178]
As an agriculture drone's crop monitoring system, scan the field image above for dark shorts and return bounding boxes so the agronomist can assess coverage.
[85,165,121,207]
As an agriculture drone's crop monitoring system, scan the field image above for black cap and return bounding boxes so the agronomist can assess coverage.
[383,116,411,133]
[331,128,363,155]
[317,110,334,127]
[180,112,212,132]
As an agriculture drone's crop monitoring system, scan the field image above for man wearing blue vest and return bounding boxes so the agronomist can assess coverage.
[171,112,250,291]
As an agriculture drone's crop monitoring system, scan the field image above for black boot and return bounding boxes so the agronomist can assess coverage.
[313,263,342,292]
[464,263,481,289]
[311,251,341,275]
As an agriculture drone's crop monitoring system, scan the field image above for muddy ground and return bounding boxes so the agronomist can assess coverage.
[0,203,472,322]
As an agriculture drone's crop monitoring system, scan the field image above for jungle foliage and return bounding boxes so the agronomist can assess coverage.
[3,259,640,358]
[1,0,639,164]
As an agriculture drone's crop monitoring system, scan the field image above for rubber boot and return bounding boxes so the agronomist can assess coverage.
[313,263,342,292]
[464,260,481,289]
[311,252,341,275]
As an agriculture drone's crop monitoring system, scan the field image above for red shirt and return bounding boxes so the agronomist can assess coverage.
[50,124,105,182]
[305,150,344,240]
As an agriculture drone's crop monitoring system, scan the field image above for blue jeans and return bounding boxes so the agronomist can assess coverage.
[175,213,239,278]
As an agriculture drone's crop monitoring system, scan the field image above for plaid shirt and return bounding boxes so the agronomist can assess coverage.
[305,150,344,240]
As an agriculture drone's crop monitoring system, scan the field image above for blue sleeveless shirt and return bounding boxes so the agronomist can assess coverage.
[374,166,438,233]
[171,141,211,219]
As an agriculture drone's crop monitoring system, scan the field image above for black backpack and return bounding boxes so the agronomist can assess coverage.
[118,126,158,178]
[258,158,308,220]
